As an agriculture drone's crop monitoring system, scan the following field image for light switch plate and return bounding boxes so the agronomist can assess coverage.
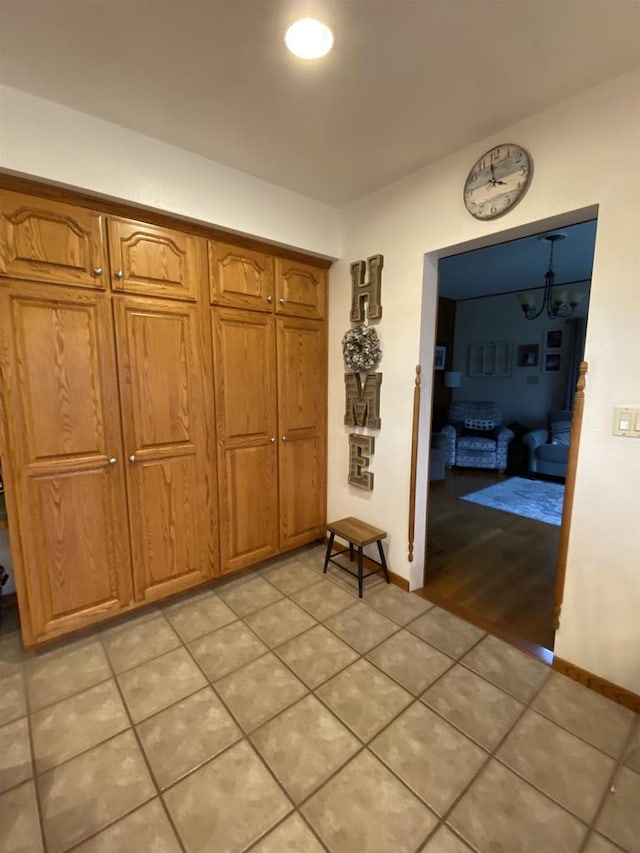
[613,406,640,437]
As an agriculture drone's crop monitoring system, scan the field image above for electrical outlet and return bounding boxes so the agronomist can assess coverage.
[613,406,640,437]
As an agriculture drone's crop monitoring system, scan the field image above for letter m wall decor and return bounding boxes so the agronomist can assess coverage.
[344,372,382,429]
[350,254,384,322]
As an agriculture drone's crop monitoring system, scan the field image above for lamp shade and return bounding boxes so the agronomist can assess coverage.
[444,371,462,388]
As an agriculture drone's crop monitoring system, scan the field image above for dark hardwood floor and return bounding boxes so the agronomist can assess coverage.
[418,469,559,653]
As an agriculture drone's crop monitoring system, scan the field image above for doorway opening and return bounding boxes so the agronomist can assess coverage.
[416,212,597,660]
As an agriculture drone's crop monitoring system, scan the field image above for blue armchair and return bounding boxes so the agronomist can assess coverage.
[440,401,514,473]
[523,411,572,479]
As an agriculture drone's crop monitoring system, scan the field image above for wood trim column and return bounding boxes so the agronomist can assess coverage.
[554,361,588,630]
[408,365,421,562]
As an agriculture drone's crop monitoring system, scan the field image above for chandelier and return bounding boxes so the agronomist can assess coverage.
[518,233,585,320]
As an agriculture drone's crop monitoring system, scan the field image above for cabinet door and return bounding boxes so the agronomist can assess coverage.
[0,191,107,289]
[275,258,326,320]
[276,317,326,550]
[209,241,274,312]
[114,297,213,601]
[108,218,201,301]
[0,283,132,644]
[212,308,278,573]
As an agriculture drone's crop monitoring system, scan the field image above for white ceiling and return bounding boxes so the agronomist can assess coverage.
[439,219,597,300]
[0,1,639,206]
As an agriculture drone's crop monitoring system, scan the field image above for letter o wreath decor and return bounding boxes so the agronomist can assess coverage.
[341,325,382,372]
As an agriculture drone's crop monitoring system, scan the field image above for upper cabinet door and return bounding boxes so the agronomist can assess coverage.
[114,296,214,602]
[209,240,274,312]
[0,191,107,289]
[108,218,202,301]
[0,282,133,644]
[275,258,326,320]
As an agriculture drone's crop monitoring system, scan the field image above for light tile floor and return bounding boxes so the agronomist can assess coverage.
[0,543,638,853]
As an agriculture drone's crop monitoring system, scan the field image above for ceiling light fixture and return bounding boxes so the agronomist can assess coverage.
[518,233,585,320]
[285,18,334,60]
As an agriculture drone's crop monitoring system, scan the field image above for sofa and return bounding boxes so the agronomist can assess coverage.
[522,410,572,478]
[440,401,514,472]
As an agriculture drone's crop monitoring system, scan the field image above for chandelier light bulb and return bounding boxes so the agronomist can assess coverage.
[285,18,334,60]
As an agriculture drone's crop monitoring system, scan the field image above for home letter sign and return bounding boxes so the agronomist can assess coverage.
[350,254,384,322]
[344,372,382,429]
[349,434,375,490]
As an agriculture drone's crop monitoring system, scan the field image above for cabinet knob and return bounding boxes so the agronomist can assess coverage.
[114,269,124,279]
[270,437,276,443]
[282,435,288,442]
[279,297,286,305]
[266,295,273,304]
[93,267,103,276]
[129,454,137,463]
[108,457,117,465]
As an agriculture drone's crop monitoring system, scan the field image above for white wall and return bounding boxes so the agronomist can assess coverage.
[329,69,640,694]
[0,85,341,259]
[452,289,589,427]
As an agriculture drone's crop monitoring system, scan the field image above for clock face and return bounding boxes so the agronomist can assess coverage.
[463,144,532,220]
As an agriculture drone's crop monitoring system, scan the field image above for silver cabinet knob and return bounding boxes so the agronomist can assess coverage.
[266,295,273,304]
[282,435,288,442]
[129,454,136,462]
[93,267,103,276]
[279,297,286,305]
[270,437,276,443]
[108,457,117,465]
[114,269,124,279]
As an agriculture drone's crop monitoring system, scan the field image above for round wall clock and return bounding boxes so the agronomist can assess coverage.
[463,144,532,220]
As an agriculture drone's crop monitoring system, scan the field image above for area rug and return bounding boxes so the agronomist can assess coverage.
[460,476,565,526]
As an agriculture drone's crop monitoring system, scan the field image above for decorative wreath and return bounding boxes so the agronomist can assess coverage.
[342,324,382,372]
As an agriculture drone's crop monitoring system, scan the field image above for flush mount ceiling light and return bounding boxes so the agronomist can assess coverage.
[285,18,334,59]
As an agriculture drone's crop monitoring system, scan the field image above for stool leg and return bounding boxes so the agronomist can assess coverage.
[349,542,354,562]
[377,540,390,584]
[323,533,334,574]
[358,546,364,598]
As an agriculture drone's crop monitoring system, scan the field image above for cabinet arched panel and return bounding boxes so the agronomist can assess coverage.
[0,191,106,289]
[275,258,326,319]
[209,241,274,312]
[108,218,201,300]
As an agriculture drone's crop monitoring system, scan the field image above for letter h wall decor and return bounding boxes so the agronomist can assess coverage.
[342,254,383,490]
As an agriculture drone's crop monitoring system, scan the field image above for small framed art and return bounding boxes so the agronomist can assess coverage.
[543,352,562,373]
[434,345,446,371]
[545,329,563,350]
[517,344,539,367]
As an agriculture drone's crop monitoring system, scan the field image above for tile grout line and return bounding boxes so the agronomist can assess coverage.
[419,661,588,850]
[575,717,639,853]
[94,631,189,853]
[21,657,49,853]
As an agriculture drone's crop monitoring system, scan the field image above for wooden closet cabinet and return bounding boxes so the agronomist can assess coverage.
[0,180,328,646]
[0,191,107,289]
[0,282,133,643]
[213,308,326,572]
[277,316,327,549]
[212,308,279,572]
[114,296,215,602]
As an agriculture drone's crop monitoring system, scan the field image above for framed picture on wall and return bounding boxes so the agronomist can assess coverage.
[517,343,539,367]
[545,329,563,350]
[434,345,446,371]
[543,352,562,373]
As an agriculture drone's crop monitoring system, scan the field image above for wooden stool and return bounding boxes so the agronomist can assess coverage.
[323,517,389,598]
